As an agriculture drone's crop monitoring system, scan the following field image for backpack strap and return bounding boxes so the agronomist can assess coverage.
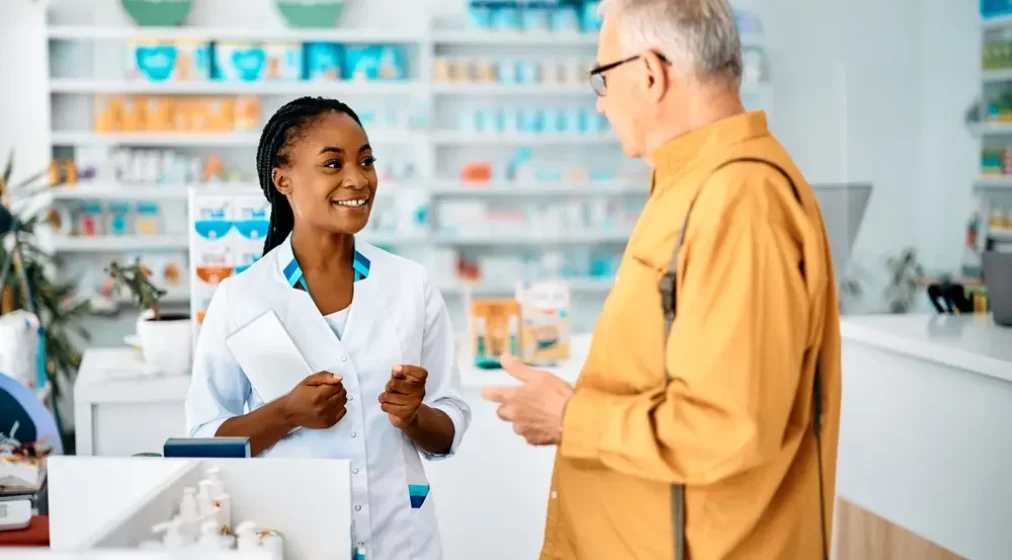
[658,157,827,560]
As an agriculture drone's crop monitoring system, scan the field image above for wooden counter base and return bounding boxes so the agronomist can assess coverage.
[836,499,963,560]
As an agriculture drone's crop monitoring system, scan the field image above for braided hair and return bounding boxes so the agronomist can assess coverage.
[256,96,363,255]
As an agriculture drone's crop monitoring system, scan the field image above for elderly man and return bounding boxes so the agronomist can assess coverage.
[482,0,842,559]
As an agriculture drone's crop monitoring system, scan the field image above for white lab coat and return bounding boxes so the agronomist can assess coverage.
[185,234,471,560]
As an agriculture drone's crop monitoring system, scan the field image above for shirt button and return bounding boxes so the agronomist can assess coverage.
[352,468,359,474]
[341,355,348,362]
[355,505,362,511]
[551,491,558,500]
[351,432,357,438]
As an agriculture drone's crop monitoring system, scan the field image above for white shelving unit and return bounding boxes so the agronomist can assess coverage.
[50,234,189,251]
[44,12,772,326]
[976,13,1012,253]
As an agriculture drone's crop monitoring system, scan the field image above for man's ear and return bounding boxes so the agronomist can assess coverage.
[642,51,669,102]
[271,167,291,196]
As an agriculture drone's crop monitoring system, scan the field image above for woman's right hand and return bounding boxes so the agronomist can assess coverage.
[283,372,348,429]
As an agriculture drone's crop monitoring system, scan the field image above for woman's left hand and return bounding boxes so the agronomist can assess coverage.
[379,365,427,429]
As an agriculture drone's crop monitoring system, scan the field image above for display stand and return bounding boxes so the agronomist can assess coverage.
[46,456,351,559]
[188,187,270,342]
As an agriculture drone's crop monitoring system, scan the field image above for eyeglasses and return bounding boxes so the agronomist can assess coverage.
[588,52,671,97]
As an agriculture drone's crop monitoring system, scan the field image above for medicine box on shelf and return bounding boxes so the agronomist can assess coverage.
[46,456,352,559]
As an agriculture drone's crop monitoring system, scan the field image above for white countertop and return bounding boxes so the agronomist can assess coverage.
[841,314,1012,383]
[74,348,192,404]
[75,334,595,400]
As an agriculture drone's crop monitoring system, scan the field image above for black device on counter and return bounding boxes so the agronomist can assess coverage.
[163,437,251,458]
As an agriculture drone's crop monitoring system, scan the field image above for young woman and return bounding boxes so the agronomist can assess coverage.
[185,97,470,560]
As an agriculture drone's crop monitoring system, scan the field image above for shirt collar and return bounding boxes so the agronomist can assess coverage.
[274,233,371,291]
[651,110,771,186]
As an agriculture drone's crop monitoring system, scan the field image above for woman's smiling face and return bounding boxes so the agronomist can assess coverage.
[271,110,378,235]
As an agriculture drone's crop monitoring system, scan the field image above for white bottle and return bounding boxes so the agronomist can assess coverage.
[196,479,217,519]
[178,487,199,537]
[205,467,231,529]
[198,519,229,550]
[260,530,285,560]
[205,467,225,496]
[236,521,260,553]
[151,519,188,550]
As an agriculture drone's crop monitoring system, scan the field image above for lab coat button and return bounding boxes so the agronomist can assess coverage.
[351,431,357,438]
[353,468,359,474]
[341,355,348,362]
[355,505,362,511]
[348,395,354,402]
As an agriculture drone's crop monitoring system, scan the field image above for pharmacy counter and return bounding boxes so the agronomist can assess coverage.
[72,336,594,560]
[837,314,1012,560]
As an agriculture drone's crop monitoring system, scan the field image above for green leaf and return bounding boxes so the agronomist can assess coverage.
[2,148,13,187]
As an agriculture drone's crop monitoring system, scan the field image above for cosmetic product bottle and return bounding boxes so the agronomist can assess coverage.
[236,521,260,553]
[508,315,519,356]
[260,529,285,560]
[178,487,199,538]
[151,519,188,550]
[206,467,232,529]
[354,543,368,560]
[475,316,487,360]
[198,520,229,550]
[196,479,217,520]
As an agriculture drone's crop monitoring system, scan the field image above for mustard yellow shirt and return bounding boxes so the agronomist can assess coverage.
[541,111,842,560]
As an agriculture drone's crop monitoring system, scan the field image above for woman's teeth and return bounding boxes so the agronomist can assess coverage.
[334,198,368,208]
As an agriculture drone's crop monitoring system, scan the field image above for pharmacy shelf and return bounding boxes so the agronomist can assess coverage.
[971,121,1012,136]
[975,176,1012,190]
[431,30,597,47]
[51,234,190,252]
[431,82,592,96]
[429,131,617,145]
[428,179,641,196]
[47,25,424,43]
[48,184,193,200]
[990,227,1012,242]
[51,130,422,147]
[982,69,1012,83]
[114,287,190,305]
[358,232,430,246]
[439,277,614,295]
[49,78,425,96]
[982,14,1012,30]
[435,230,629,245]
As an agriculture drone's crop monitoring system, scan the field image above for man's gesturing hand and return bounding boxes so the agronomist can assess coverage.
[481,354,574,446]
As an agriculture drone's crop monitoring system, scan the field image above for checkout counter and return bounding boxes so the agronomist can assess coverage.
[837,313,1012,560]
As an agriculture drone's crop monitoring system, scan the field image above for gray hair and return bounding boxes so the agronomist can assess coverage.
[600,0,742,87]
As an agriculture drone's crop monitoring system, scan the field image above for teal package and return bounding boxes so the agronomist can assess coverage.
[581,0,602,32]
[132,42,177,82]
[345,45,382,81]
[376,45,407,81]
[306,42,344,81]
[214,42,268,82]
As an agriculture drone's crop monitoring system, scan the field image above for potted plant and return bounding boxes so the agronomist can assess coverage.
[106,260,192,377]
[883,247,925,314]
[1,152,91,450]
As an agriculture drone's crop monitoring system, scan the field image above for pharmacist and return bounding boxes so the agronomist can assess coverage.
[185,97,470,560]
[483,1,842,559]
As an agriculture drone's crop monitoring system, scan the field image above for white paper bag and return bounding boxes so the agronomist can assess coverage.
[0,310,40,389]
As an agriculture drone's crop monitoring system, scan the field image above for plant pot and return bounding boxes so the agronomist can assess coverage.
[275,0,346,29]
[121,0,193,27]
[137,313,192,377]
